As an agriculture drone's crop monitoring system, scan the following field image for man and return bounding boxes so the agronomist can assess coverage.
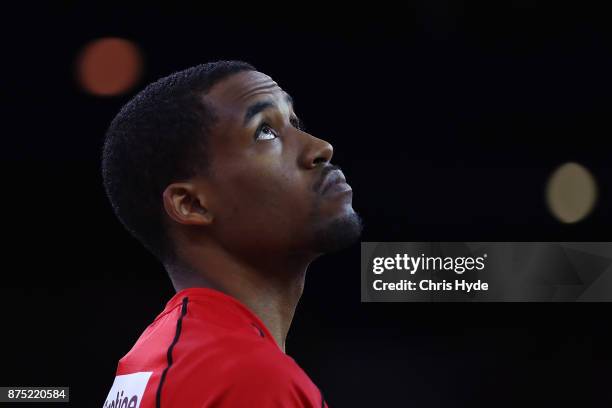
[101,60,362,407]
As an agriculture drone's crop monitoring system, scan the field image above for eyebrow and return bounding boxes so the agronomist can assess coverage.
[243,94,294,126]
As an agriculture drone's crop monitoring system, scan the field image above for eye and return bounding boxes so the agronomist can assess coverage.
[255,123,278,141]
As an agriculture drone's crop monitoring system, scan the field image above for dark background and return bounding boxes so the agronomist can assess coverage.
[1,2,611,407]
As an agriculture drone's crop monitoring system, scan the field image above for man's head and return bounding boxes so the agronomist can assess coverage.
[102,61,362,267]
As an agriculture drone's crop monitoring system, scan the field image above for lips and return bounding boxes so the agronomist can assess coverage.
[320,169,350,195]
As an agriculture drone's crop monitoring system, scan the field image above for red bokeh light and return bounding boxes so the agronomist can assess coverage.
[76,37,143,96]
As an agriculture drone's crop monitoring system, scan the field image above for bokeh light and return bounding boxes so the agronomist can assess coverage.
[546,162,598,223]
[76,37,143,96]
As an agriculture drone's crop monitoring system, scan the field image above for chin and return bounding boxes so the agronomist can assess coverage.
[311,209,364,254]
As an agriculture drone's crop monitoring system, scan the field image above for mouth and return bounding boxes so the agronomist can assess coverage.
[321,170,352,196]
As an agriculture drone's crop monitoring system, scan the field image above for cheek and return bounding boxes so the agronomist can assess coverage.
[212,170,313,254]
[213,163,312,233]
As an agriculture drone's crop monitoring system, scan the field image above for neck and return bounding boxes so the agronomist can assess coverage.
[168,244,316,353]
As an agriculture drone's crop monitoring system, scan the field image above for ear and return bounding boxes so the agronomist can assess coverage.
[162,182,213,226]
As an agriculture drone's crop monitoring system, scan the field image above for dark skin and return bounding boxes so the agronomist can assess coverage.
[161,70,360,352]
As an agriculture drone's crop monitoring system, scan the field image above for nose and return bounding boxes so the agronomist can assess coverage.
[299,131,334,169]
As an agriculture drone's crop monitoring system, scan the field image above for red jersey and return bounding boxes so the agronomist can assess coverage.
[102,287,328,407]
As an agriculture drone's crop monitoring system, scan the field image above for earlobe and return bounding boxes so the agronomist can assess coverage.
[162,183,213,226]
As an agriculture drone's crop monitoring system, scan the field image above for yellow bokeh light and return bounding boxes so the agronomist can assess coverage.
[546,162,598,223]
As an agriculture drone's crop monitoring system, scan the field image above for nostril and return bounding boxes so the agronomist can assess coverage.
[312,157,327,166]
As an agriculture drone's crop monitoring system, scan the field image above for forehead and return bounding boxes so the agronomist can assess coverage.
[206,70,287,112]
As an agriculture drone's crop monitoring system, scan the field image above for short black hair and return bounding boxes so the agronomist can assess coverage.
[101,60,256,264]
